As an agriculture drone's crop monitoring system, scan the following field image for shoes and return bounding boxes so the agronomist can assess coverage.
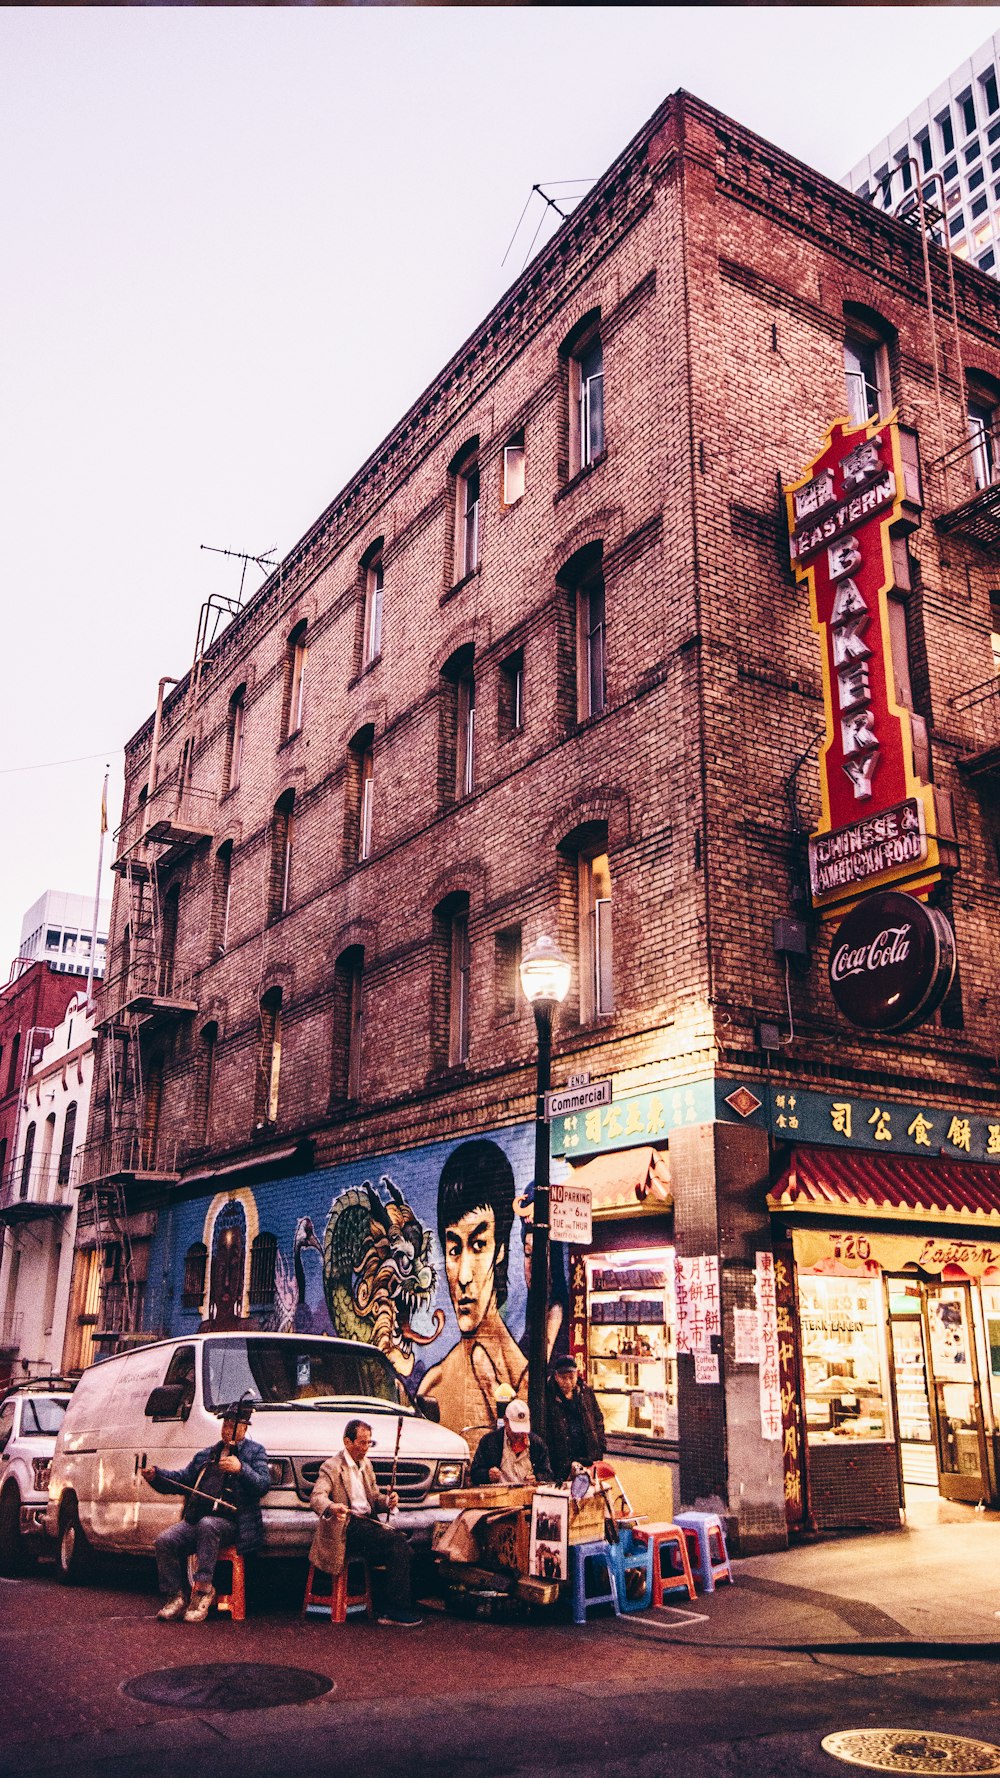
[377,1609,423,1627]
[182,1586,216,1624]
[156,1592,188,1622]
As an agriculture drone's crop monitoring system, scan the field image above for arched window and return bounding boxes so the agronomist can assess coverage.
[439,644,475,805]
[256,988,283,1127]
[560,820,614,1024]
[39,1112,57,1197]
[449,438,480,584]
[159,882,180,997]
[361,541,384,670]
[248,1232,278,1310]
[432,892,471,1070]
[269,792,295,922]
[19,1122,36,1201]
[558,543,606,722]
[198,1022,218,1145]
[282,620,308,740]
[181,1242,208,1311]
[843,309,893,426]
[6,1033,20,1097]
[224,683,246,794]
[967,375,1000,491]
[345,726,375,865]
[561,310,604,478]
[214,841,233,955]
[57,1102,78,1188]
[332,946,365,1102]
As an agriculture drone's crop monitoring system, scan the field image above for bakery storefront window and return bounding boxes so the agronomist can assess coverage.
[584,1248,678,1440]
[799,1274,893,1444]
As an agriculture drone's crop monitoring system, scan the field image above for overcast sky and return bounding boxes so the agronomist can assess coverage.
[2,5,999,973]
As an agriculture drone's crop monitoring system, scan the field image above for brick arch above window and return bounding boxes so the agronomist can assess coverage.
[545,788,631,857]
[558,305,602,361]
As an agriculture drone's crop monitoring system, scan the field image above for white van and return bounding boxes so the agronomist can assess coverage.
[47,1331,468,1581]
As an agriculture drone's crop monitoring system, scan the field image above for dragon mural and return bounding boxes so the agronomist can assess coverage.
[322,1175,444,1376]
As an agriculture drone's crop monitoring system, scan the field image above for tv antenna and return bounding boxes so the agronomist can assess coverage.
[200,542,278,604]
[502,179,596,275]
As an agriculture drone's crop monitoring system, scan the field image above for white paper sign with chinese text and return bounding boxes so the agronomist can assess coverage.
[755,1251,781,1440]
[675,1255,721,1354]
[733,1307,762,1365]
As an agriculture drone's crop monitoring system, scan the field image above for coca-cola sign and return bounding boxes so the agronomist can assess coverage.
[828,890,956,1032]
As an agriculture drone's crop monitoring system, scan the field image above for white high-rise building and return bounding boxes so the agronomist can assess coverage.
[17,892,111,982]
[843,30,1000,279]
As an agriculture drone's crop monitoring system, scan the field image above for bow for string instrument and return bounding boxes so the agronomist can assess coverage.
[179,1437,241,1520]
[385,1415,403,1521]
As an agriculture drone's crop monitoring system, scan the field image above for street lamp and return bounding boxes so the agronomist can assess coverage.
[519,934,571,1443]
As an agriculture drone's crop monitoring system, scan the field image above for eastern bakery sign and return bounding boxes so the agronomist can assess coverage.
[786,417,941,914]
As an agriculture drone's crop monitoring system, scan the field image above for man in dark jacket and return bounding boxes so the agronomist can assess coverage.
[142,1401,271,1622]
[546,1357,606,1483]
[469,1398,553,1486]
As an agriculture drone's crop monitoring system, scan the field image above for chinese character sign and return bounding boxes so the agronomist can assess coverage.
[786,417,939,913]
[676,1255,720,1362]
[755,1251,781,1440]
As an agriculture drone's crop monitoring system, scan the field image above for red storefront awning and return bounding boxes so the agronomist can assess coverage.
[568,1145,672,1216]
[768,1145,1000,1226]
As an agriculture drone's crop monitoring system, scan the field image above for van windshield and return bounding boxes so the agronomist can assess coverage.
[203,1338,405,1413]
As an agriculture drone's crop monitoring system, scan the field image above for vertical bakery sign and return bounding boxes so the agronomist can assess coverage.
[786,416,940,915]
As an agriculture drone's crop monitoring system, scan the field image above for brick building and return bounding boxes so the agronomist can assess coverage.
[81,90,1000,1551]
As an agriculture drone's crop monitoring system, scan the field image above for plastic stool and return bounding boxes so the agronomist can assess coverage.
[302,1557,373,1623]
[634,1522,697,1605]
[569,1539,622,1625]
[607,1526,653,1613]
[674,1511,734,1593]
[186,1547,246,1621]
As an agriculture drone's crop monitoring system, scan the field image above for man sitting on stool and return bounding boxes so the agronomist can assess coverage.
[470,1398,552,1486]
[142,1399,270,1623]
[309,1419,422,1627]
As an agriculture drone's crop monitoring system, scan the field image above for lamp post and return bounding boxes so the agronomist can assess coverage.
[519,934,571,1444]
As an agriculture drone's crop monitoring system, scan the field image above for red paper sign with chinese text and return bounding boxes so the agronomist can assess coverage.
[786,417,940,915]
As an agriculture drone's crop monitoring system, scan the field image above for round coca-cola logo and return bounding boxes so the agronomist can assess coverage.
[828,891,956,1032]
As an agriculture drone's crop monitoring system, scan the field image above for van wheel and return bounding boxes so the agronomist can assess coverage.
[58,1499,95,1585]
[0,1486,27,1577]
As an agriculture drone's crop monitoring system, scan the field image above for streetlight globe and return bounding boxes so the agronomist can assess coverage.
[519,934,571,1007]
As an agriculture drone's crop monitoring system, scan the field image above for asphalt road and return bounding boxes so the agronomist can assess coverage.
[3,1552,1000,1778]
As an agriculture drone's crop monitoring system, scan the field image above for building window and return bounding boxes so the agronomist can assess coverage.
[268,792,294,922]
[570,327,605,474]
[6,1033,20,1096]
[950,211,967,237]
[959,89,977,138]
[494,925,521,1020]
[56,1102,77,1188]
[332,946,364,1102]
[968,391,999,490]
[225,684,246,794]
[181,1243,208,1311]
[966,140,983,167]
[970,167,986,192]
[282,620,307,740]
[438,645,475,806]
[990,593,1000,675]
[983,68,999,117]
[159,883,180,997]
[256,989,282,1126]
[844,328,890,426]
[579,849,613,1023]
[39,1113,56,1197]
[502,431,525,506]
[214,841,233,956]
[449,907,471,1066]
[799,1273,892,1446]
[451,444,480,582]
[198,1022,218,1146]
[498,649,524,739]
[938,107,955,157]
[248,1232,278,1310]
[431,893,471,1070]
[362,547,384,669]
[19,1122,35,1201]
[916,128,933,173]
[895,152,913,192]
[981,248,997,274]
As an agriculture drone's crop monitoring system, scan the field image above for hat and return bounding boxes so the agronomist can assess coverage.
[504,1399,531,1434]
[552,1356,578,1375]
[220,1393,254,1426]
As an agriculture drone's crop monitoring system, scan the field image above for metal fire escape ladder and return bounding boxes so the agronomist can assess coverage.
[893,159,967,508]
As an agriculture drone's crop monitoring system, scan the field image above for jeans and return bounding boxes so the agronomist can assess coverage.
[344,1513,412,1614]
[155,1515,230,1595]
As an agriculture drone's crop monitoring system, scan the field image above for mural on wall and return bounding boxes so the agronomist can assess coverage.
[149,1124,569,1452]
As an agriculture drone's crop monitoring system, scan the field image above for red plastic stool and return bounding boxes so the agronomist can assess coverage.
[187,1547,246,1621]
[302,1557,373,1623]
[633,1522,697,1605]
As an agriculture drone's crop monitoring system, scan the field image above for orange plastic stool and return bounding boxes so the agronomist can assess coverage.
[187,1547,246,1621]
[302,1558,373,1624]
[635,1522,697,1605]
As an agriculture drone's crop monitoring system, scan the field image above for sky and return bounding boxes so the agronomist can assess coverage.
[2,4,999,973]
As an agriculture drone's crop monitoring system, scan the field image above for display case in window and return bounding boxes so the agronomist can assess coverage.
[798,1274,893,1444]
[585,1248,677,1440]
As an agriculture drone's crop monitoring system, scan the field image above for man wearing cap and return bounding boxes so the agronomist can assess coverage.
[545,1357,606,1483]
[141,1400,271,1623]
[470,1398,553,1487]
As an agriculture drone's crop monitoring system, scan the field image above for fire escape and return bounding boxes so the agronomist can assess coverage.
[77,594,241,1347]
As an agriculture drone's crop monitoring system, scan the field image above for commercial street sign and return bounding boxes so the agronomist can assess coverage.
[544,1079,612,1122]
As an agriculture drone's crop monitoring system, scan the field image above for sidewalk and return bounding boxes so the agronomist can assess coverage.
[626,1487,1000,1650]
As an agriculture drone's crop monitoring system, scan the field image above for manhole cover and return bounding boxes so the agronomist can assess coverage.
[122,1663,334,1713]
[821,1729,1000,1773]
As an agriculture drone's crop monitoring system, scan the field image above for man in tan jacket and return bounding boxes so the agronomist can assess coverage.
[308,1420,421,1627]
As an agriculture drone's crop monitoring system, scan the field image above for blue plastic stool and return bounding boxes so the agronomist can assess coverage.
[607,1526,653,1613]
[569,1539,622,1624]
[673,1512,734,1593]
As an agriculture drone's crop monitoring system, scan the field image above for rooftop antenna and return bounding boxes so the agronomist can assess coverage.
[502,179,596,275]
[200,542,278,605]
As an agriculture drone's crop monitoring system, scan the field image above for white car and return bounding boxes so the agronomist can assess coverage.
[47,1332,469,1582]
[0,1384,73,1575]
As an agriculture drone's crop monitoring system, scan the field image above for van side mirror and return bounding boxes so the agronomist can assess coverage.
[144,1384,191,1421]
[415,1395,440,1423]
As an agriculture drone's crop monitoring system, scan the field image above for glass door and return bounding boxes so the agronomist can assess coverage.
[924,1283,989,1503]
[886,1279,935,1488]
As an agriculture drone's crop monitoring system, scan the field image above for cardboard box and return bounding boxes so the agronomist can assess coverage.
[567,1493,608,1545]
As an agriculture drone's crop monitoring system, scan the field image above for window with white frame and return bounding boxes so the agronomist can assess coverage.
[283,622,307,739]
[456,663,475,797]
[844,328,890,426]
[579,848,613,1023]
[458,460,480,579]
[256,989,282,1126]
[573,332,605,473]
[577,564,607,720]
[502,431,525,505]
[363,551,384,668]
[358,741,374,861]
[449,906,471,1066]
[968,389,999,490]
[225,684,246,794]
